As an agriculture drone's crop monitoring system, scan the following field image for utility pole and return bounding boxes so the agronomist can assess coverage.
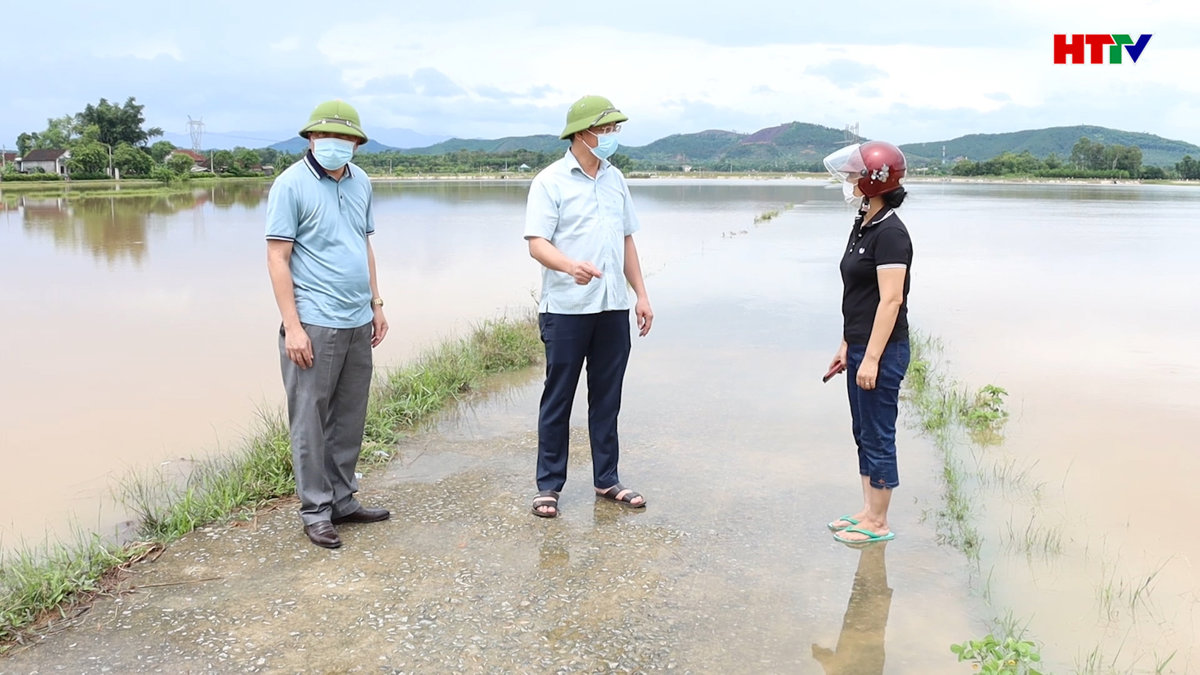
[100,142,114,179]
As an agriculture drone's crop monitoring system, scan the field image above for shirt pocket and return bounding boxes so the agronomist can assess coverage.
[597,184,625,235]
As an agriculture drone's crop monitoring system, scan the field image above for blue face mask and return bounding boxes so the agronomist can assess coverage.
[588,131,619,161]
[312,137,355,171]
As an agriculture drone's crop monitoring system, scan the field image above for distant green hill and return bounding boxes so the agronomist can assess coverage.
[624,122,854,169]
[900,125,1200,168]
[628,130,744,162]
[401,135,565,155]
[389,122,851,168]
[264,123,1198,172]
[269,137,396,155]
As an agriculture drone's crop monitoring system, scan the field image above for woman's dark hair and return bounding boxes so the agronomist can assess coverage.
[882,186,907,209]
[853,187,908,228]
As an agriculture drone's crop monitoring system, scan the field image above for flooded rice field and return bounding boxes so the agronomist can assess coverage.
[1,178,1197,671]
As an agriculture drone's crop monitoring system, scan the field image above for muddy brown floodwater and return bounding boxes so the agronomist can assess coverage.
[3,180,1198,672]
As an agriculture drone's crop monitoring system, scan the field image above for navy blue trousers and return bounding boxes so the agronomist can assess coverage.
[536,311,631,492]
[845,341,911,489]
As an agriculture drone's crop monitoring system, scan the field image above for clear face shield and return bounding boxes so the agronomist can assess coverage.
[823,143,866,204]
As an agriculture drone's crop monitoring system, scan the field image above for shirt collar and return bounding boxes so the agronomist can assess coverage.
[564,148,608,177]
[304,150,353,180]
[862,208,894,229]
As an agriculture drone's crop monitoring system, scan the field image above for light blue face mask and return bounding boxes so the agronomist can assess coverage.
[312,137,355,171]
[588,131,619,161]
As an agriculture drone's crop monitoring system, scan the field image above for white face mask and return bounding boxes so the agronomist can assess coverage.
[842,181,858,203]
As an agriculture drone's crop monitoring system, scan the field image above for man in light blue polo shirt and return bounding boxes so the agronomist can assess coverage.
[266,99,391,549]
[524,95,655,518]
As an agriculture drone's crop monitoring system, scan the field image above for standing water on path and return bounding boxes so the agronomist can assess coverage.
[2,179,1198,671]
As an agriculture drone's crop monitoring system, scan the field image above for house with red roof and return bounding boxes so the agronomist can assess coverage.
[166,149,210,170]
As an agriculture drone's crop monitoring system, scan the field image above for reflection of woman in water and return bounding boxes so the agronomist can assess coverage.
[811,544,893,674]
[822,142,912,544]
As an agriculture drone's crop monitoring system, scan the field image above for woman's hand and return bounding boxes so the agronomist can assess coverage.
[826,343,847,381]
[856,355,879,390]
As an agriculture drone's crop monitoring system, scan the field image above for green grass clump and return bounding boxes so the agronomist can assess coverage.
[0,531,153,647]
[952,633,1043,674]
[754,209,780,223]
[361,317,541,459]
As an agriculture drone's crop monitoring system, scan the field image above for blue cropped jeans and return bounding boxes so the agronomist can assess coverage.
[845,341,910,490]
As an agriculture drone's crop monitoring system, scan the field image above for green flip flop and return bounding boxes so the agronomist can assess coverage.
[833,526,896,545]
[827,515,860,532]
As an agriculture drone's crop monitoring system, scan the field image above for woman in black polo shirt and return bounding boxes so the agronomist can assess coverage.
[821,141,912,545]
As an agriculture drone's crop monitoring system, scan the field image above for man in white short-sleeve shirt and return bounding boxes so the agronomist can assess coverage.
[523,95,654,519]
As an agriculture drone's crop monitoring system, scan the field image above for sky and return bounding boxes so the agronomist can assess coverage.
[4,0,1198,151]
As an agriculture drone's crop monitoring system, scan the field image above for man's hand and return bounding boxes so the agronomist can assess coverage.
[570,261,602,285]
[284,325,314,369]
[635,297,654,336]
[371,308,389,347]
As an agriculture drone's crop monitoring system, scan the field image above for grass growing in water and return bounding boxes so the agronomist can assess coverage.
[903,332,1011,559]
[999,515,1064,558]
[1095,557,1170,624]
[753,202,794,224]
[1,315,540,647]
[905,333,1050,671]
[754,208,781,223]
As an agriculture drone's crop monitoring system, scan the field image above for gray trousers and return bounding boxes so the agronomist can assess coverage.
[279,322,374,526]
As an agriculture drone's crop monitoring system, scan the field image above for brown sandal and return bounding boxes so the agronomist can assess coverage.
[532,490,559,518]
[595,483,646,508]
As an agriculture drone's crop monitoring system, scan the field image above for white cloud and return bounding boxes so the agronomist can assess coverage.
[314,16,1200,144]
[270,37,302,52]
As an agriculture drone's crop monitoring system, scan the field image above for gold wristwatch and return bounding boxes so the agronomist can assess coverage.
[371,297,384,308]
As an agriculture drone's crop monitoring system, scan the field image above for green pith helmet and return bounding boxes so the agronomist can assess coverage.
[559,95,629,140]
[298,100,369,143]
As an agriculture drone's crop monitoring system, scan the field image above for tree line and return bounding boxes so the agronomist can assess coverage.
[947,137,1199,180]
[7,97,289,182]
[10,98,1200,181]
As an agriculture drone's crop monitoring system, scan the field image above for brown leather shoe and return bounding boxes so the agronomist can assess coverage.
[304,521,342,548]
[331,506,390,524]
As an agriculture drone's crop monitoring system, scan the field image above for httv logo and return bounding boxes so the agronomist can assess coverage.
[1054,34,1152,64]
